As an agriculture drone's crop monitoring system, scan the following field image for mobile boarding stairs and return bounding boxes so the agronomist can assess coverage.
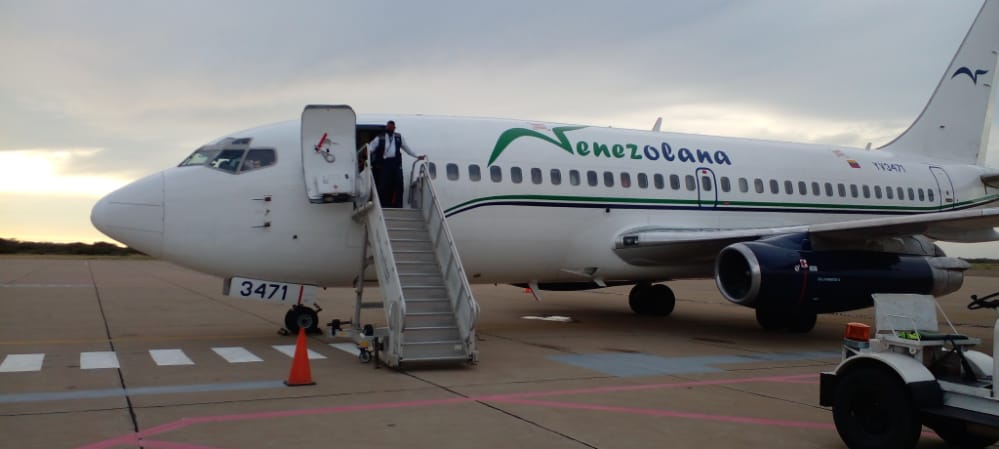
[301,104,477,367]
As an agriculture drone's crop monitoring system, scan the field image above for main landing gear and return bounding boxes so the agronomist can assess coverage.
[628,282,676,316]
[754,304,817,333]
[284,304,321,334]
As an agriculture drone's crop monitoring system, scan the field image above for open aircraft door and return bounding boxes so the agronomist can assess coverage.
[301,105,357,203]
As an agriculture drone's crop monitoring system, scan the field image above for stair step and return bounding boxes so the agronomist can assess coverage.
[404,325,460,342]
[405,339,462,345]
[400,354,470,363]
[405,311,456,327]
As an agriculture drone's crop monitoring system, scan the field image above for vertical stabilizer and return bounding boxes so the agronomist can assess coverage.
[880,0,999,166]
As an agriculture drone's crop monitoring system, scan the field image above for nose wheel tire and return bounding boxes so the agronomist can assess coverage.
[284,305,320,334]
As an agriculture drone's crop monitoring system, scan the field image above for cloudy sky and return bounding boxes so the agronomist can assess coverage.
[1,1,997,257]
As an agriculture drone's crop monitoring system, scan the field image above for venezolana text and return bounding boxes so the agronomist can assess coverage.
[487,125,733,166]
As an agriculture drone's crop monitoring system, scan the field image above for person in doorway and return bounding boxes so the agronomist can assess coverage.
[368,120,425,208]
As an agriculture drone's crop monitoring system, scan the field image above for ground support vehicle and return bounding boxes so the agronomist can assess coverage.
[820,292,999,449]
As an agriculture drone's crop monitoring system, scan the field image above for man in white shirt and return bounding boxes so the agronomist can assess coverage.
[368,120,425,208]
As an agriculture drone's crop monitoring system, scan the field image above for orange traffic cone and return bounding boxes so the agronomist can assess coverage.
[284,327,315,386]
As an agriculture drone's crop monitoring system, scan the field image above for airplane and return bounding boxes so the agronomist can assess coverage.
[91,1,999,337]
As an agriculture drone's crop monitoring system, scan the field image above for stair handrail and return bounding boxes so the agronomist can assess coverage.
[411,160,479,359]
[356,155,407,361]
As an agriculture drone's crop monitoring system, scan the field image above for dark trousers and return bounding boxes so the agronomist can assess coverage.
[375,157,404,208]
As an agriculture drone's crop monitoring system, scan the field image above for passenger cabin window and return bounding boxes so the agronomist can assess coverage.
[918,188,925,201]
[769,180,779,194]
[811,182,820,196]
[754,179,764,193]
[428,162,437,179]
[621,173,631,188]
[603,171,614,187]
[721,177,731,192]
[784,180,793,195]
[796,181,806,195]
[838,184,847,197]
[874,185,882,199]
[569,169,581,186]
[511,167,523,184]
[670,174,681,190]
[490,165,502,182]
[898,187,905,200]
[739,178,749,193]
[908,188,915,201]
[928,189,935,202]
[700,176,712,191]
[825,182,834,197]
[587,170,598,186]
[862,185,870,198]
[531,168,543,185]
[446,163,459,181]
[638,173,649,189]
[686,175,697,191]
[886,186,894,199]
[469,164,481,182]
[654,174,665,189]
[550,169,562,185]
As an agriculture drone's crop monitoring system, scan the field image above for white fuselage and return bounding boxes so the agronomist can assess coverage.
[92,114,999,287]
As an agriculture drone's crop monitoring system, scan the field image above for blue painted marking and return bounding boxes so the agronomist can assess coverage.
[0,380,286,404]
[548,351,839,377]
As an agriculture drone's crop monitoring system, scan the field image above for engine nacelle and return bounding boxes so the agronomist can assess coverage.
[714,235,967,313]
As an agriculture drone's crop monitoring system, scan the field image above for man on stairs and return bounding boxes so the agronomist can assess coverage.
[368,120,425,208]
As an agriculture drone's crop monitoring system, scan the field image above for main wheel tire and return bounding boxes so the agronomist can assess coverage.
[628,282,652,315]
[787,309,817,333]
[931,421,998,449]
[832,365,922,449]
[755,305,787,331]
[648,284,676,316]
[284,306,319,334]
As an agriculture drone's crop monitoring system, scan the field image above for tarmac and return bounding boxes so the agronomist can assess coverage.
[1,257,996,449]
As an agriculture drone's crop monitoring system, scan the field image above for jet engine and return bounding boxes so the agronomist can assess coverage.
[714,234,967,313]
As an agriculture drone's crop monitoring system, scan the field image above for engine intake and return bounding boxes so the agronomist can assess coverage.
[714,237,968,313]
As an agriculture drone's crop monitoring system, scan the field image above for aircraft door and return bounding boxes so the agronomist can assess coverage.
[301,105,357,203]
[928,166,956,209]
[695,167,718,208]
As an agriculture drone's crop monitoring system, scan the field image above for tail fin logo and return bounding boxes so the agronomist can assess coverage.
[951,67,989,85]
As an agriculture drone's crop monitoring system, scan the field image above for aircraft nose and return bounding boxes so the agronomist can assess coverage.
[90,172,165,257]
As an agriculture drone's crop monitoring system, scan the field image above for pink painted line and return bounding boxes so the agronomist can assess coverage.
[476,373,817,401]
[73,373,816,449]
[779,379,820,385]
[140,440,235,449]
[496,398,836,430]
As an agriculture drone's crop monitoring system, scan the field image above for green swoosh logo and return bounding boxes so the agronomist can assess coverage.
[487,125,586,166]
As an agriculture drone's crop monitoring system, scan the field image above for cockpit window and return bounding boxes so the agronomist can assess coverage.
[210,149,246,173]
[240,149,276,172]
[179,147,220,167]
[178,140,275,174]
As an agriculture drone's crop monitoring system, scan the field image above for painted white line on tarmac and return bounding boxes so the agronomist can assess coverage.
[212,347,263,363]
[272,345,326,360]
[81,351,119,369]
[330,343,359,355]
[149,349,194,366]
[0,354,45,372]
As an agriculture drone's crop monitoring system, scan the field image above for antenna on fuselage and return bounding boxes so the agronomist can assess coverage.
[652,117,663,132]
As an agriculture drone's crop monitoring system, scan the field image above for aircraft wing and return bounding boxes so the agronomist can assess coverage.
[614,207,999,266]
